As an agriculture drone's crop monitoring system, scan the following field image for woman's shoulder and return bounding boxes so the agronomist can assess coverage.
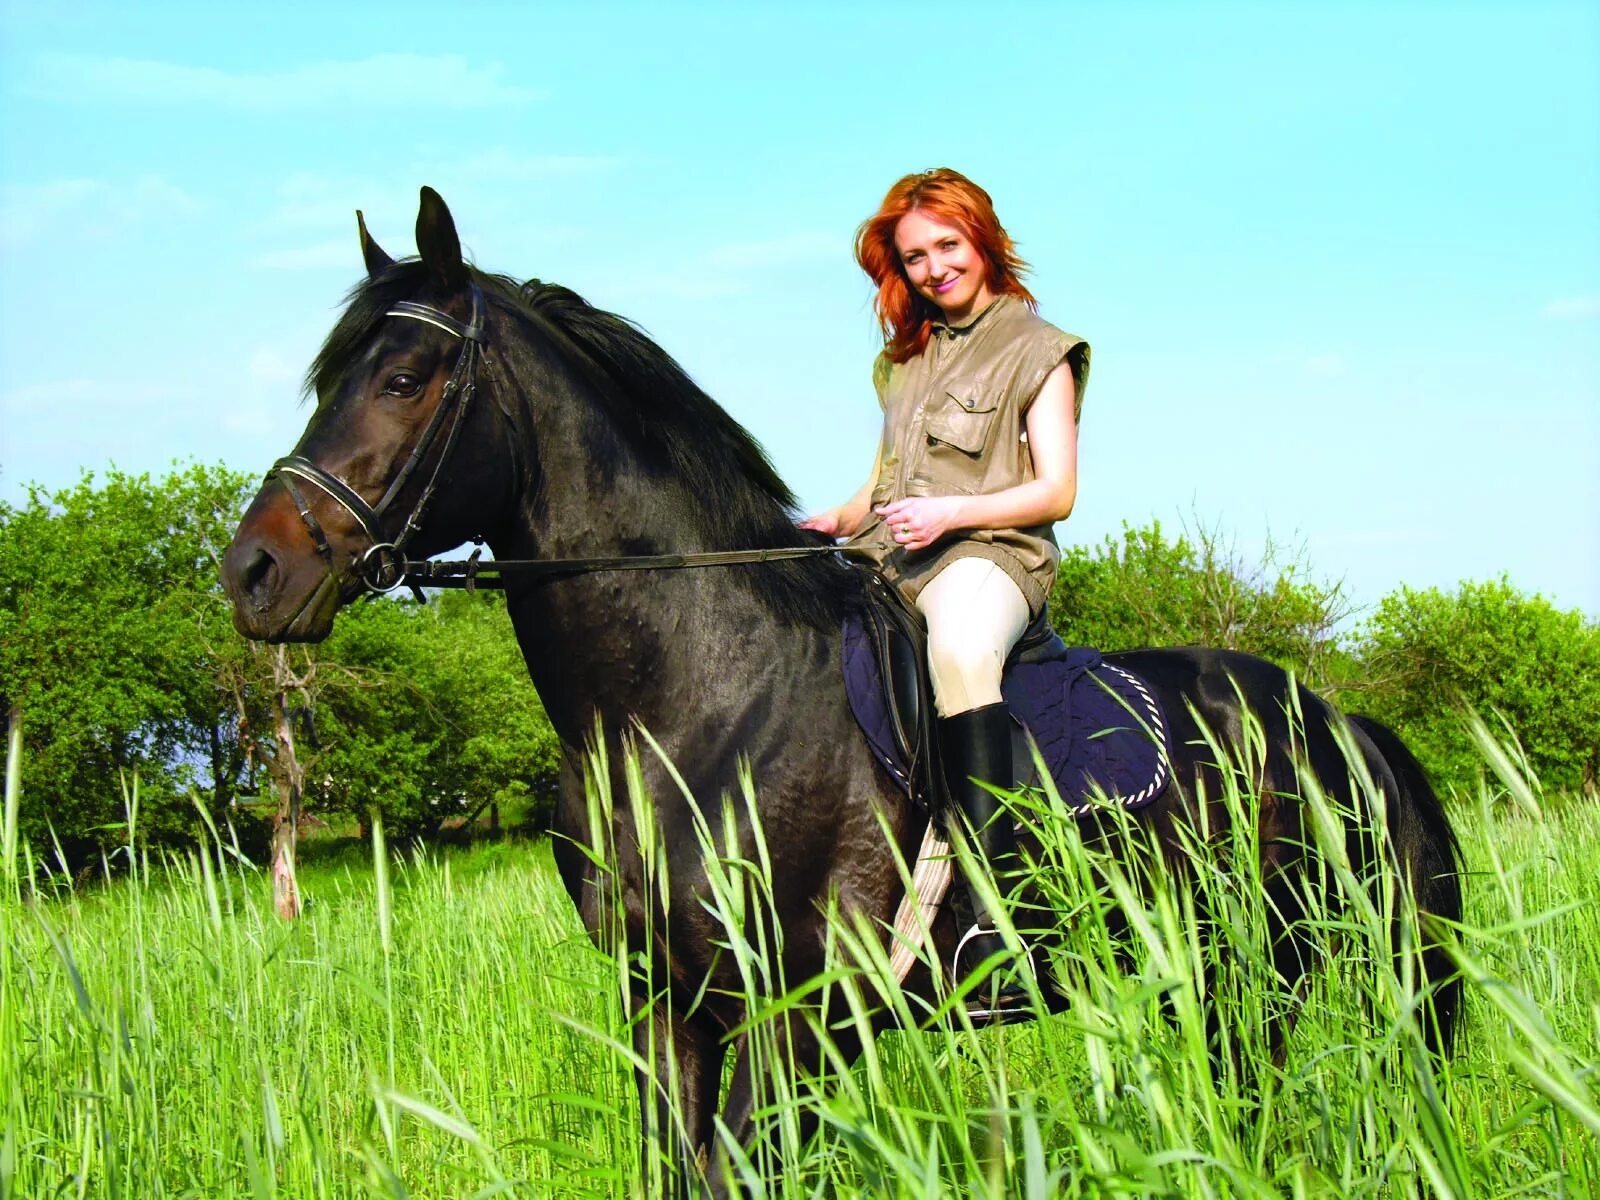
[986,298,1091,412]
[990,296,1086,356]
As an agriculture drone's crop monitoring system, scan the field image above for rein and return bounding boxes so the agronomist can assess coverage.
[402,544,868,594]
[266,283,864,599]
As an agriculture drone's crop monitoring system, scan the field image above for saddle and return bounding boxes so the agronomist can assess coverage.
[844,565,1174,1001]
[850,570,1063,813]
[843,566,1172,819]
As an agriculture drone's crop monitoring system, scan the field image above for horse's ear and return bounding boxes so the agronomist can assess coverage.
[415,186,467,288]
[356,210,394,276]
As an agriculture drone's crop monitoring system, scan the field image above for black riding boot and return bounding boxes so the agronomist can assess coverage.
[940,702,1033,1010]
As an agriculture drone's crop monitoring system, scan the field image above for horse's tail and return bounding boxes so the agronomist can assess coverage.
[1349,713,1463,1056]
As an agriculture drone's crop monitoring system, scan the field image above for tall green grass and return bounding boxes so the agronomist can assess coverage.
[2,717,1596,1197]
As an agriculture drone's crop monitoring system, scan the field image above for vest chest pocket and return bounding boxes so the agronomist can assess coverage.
[924,390,999,455]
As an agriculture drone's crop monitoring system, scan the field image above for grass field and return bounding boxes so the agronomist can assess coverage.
[3,730,1598,1198]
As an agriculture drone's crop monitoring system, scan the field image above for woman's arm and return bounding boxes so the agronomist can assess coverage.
[798,442,885,538]
[874,361,1076,552]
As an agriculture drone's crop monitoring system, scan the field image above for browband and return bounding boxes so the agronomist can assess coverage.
[268,283,487,593]
[387,287,485,342]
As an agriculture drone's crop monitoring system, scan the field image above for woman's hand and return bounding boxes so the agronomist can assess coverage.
[874,496,964,552]
[798,509,847,537]
[876,363,1078,547]
[799,444,885,540]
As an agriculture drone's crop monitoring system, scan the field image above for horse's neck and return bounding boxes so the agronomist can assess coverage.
[494,410,802,741]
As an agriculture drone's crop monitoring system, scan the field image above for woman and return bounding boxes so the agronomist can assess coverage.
[802,168,1089,1004]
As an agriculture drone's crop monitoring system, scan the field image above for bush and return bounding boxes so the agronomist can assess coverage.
[0,465,257,858]
[310,591,562,841]
[1354,578,1600,795]
[1050,519,1352,687]
[0,465,562,865]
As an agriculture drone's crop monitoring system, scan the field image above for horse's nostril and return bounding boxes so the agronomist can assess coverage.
[243,546,278,603]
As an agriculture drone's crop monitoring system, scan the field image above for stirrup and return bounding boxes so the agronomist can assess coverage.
[952,923,1036,1018]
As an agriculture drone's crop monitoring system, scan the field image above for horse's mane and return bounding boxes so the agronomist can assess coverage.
[307,261,860,630]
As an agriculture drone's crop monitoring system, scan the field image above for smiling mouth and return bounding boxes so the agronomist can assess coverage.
[933,277,960,294]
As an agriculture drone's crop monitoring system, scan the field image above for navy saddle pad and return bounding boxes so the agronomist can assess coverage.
[842,615,1172,817]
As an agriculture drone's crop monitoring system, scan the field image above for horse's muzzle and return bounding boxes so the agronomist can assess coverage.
[221,489,348,643]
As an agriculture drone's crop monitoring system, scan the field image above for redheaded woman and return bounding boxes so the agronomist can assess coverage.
[802,168,1090,1007]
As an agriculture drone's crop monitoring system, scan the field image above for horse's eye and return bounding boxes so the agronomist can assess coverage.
[384,372,422,397]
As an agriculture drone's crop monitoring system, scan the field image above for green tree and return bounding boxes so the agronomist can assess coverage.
[308,591,560,841]
[415,590,562,829]
[1050,519,1352,687]
[0,464,562,867]
[0,464,264,857]
[1355,578,1600,795]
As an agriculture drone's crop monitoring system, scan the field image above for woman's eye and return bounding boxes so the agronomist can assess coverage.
[384,372,421,396]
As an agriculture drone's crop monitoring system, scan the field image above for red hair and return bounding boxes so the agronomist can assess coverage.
[855,168,1036,363]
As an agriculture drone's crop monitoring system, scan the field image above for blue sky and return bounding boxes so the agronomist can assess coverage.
[2,2,1596,620]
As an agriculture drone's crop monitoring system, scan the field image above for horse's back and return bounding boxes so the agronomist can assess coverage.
[1100,645,1394,830]
[1104,644,1340,755]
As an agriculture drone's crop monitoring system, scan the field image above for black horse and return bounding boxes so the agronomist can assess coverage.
[221,188,1461,1195]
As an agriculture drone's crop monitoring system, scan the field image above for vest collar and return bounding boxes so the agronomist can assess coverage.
[932,293,1011,336]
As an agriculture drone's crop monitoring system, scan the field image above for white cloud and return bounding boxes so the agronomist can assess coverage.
[450,148,624,181]
[257,148,624,237]
[1541,293,1600,320]
[1302,353,1347,378]
[0,174,200,250]
[1319,527,1426,549]
[256,173,406,233]
[220,401,278,437]
[603,270,749,301]
[0,180,101,244]
[27,53,544,111]
[1,378,97,414]
[583,232,838,304]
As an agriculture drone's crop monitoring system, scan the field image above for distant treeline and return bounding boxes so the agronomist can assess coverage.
[2,465,1596,864]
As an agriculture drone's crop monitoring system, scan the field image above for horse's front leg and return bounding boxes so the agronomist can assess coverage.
[705,1017,851,1198]
[632,994,726,1198]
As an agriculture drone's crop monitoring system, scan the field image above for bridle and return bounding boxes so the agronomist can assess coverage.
[266,279,858,598]
[268,284,488,594]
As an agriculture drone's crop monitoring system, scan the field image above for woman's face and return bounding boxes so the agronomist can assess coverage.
[893,209,993,322]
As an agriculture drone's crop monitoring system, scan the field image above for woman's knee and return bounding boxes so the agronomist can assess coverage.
[927,632,1002,683]
[926,637,1005,715]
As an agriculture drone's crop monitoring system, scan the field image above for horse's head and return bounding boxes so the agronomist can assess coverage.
[222,187,515,642]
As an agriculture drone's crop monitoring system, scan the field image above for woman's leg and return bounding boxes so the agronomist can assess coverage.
[916,558,1033,1004]
[916,556,1030,718]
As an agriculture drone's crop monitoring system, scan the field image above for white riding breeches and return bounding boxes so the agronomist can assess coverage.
[914,556,1031,718]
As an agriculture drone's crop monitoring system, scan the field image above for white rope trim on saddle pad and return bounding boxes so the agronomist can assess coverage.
[1060,664,1171,817]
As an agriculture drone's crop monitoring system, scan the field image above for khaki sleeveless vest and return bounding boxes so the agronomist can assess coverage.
[856,294,1090,615]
